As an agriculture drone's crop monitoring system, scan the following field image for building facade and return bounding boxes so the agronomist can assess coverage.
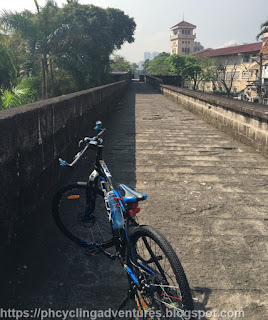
[170,20,203,55]
[195,41,268,100]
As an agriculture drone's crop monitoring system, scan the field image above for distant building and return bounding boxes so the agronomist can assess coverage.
[194,42,204,53]
[195,40,268,99]
[170,20,203,55]
[138,61,145,70]
[144,52,151,60]
[138,52,161,70]
[151,52,160,59]
[143,52,160,61]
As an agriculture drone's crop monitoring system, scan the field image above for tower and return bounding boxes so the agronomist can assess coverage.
[170,21,196,55]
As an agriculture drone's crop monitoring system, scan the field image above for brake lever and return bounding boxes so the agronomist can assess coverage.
[79,139,84,147]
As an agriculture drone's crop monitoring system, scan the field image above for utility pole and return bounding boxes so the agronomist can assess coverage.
[258,52,263,100]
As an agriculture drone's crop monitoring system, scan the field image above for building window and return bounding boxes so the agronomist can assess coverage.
[182,30,185,34]
[242,71,253,79]
[243,56,250,63]
[182,48,185,52]
[172,48,176,54]
[182,41,184,44]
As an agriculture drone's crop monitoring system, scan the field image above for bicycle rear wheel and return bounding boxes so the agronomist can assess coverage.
[52,182,113,249]
[129,225,194,319]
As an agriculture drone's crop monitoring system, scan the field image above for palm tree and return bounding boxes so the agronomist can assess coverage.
[1,0,60,99]
[257,20,268,40]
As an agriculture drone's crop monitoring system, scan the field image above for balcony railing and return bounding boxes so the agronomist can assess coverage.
[170,33,196,40]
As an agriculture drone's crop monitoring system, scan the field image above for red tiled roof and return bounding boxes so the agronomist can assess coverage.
[198,42,262,57]
[171,21,196,29]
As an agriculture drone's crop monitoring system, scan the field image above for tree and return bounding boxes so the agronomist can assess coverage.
[146,56,170,75]
[257,20,268,40]
[1,1,136,100]
[142,59,150,75]
[52,3,136,89]
[1,1,61,99]
[0,34,16,93]
[181,56,202,89]
[110,55,137,73]
[157,52,170,58]
[0,78,37,109]
[167,54,202,87]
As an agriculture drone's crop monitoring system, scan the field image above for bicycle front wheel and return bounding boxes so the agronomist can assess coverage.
[130,225,194,319]
[52,182,113,248]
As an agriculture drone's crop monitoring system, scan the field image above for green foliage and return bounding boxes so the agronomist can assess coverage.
[146,54,202,86]
[142,59,150,75]
[0,35,17,91]
[147,57,170,75]
[0,77,37,109]
[110,55,137,73]
[257,20,268,40]
[52,3,136,89]
[168,54,186,76]
[158,52,170,58]
[0,1,136,102]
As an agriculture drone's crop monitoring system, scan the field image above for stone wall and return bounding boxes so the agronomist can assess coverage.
[0,81,128,248]
[146,76,268,158]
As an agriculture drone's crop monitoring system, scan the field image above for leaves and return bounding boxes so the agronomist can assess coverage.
[0,40,17,91]
[0,79,36,109]
[0,1,136,100]
[257,20,268,40]
[110,55,137,73]
[146,54,202,83]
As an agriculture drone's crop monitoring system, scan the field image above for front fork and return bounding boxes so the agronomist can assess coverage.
[83,176,102,222]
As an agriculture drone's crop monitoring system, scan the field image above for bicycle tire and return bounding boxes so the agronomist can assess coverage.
[129,225,194,319]
[52,182,113,248]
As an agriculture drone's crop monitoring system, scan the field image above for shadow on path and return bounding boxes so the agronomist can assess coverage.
[0,83,139,314]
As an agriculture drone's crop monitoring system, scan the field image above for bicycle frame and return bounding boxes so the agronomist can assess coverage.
[83,144,138,264]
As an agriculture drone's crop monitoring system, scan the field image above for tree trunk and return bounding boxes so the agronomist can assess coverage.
[41,57,46,100]
[49,57,55,97]
[44,55,49,98]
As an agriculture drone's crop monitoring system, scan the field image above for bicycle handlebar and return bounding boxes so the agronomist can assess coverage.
[59,121,106,167]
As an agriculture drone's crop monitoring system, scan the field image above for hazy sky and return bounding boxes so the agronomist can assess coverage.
[1,0,267,63]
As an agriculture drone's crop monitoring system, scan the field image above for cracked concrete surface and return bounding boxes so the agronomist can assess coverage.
[1,82,267,319]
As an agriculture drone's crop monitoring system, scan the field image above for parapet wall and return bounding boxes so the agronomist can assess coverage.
[146,76,268,158]
[0,81,128,248]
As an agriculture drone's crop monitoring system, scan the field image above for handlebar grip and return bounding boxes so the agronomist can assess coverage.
[94,120,103,132]
[59,158,68,167]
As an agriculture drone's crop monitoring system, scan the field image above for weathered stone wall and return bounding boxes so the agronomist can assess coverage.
[0,81,128,248]
[146,76,268,158]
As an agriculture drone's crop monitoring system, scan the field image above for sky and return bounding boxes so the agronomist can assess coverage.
[1,0,268,63]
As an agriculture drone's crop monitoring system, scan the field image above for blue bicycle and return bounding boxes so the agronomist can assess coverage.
[52,121,194,319]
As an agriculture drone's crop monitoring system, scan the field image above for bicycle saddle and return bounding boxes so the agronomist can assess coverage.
[119,184,147,203]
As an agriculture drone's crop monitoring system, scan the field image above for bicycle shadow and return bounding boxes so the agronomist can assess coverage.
[192,286,213,320]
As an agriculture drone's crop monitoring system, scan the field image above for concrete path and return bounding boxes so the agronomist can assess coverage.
[1,82,267,320]
[131,82,268,319]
